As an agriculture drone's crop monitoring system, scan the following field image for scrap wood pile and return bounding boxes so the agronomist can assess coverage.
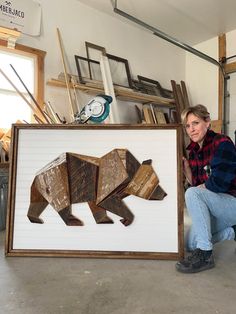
[0,127,11,163]
[138,80,190,124]
[0,120,28,163]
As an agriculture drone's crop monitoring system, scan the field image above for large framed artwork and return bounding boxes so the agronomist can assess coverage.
[5,124,184,259]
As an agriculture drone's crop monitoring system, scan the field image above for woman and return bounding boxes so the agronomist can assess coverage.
[176,104,236,273]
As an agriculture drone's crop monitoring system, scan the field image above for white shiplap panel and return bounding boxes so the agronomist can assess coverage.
[12,128,179,253]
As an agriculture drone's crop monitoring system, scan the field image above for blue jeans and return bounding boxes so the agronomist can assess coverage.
[185,187,236,251]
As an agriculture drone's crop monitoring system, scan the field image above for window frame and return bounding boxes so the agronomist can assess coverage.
[0,39,46,113]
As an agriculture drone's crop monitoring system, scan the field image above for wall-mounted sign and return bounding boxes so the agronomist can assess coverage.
[0,0,41,36]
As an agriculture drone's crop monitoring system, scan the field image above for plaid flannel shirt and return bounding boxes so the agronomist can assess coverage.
[187,130,236,196]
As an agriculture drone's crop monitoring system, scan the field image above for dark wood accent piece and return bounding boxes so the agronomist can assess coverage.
[58,206,84,226]
[176,84,185,113]
[171,80,181,123]
[99,195,134,226]
[171,80,190,122]
[67,153,98,203]
[88,201,114,224]
[180,80,190,108]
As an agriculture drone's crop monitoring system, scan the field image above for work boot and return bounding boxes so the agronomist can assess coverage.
[232,225,236,241]
[175,248,215,273]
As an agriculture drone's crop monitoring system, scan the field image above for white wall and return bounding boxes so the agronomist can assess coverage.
[16,0,186,123]
[185,37,218,120]
[185,30,236,141]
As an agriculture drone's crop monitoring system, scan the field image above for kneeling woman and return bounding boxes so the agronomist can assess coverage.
[176,104,236,273]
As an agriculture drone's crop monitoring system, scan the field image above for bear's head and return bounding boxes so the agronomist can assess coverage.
[124,159,167,200]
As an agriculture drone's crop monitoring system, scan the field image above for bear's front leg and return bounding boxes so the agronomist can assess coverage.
[58,206,84,226]
[99,195,134,226]
[88,201,114,224]
[27,202,48,224]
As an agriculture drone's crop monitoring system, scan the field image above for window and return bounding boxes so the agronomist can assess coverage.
[0,39,46,130]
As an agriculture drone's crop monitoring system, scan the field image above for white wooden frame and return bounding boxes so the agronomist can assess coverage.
[6,124,184,259]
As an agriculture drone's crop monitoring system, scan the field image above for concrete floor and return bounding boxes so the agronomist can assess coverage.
[0,230,236,314]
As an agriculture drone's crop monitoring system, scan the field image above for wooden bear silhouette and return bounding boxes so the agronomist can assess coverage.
[27,149,167,226]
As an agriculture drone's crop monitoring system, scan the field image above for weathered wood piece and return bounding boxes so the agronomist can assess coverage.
[171,80,181,123]
[180,80,190,108]
[27,149,167,227]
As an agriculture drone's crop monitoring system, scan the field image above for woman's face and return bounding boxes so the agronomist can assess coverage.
[185,113,210,145]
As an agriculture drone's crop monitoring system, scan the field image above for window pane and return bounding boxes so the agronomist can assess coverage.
[0,48,35,129]
[0,50,34,93]
[0,92,31,128]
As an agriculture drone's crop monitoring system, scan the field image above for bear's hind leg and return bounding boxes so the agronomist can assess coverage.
[27,181,48,223]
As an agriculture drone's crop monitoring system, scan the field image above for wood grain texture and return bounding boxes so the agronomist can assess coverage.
[96,149,128,204]
[27,149,167,227]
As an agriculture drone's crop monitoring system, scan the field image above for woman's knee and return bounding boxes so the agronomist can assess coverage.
[185,186,201,202]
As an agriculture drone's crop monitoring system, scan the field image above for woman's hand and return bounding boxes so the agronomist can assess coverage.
[183,157,192,185]
[197,183,206,189]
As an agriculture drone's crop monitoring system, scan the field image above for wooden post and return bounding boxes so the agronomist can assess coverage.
[218,34,226,122]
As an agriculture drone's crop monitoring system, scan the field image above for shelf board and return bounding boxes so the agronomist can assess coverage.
[47,79,175,107]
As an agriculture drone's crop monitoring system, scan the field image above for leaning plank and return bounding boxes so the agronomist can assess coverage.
[180,81,190,108]
[176,84,185,114]
[171,80,181,123]
[56,28,77,120]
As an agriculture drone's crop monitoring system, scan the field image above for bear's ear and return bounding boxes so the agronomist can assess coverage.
[142,159,152,165]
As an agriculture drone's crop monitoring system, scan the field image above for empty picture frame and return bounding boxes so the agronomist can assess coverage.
[5,124,184,259]
[74,55,102,84]
[137,75,173,98]
[106,53,133,89]
[85,41,107,81]
[85,41,133,89]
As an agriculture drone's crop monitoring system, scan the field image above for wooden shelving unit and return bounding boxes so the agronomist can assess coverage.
[47,78,175,108]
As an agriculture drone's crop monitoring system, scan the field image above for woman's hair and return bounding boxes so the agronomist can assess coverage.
[181,104,210,125]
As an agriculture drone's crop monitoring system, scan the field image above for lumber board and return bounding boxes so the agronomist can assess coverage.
[180,81,190,108]
[176,84,185,113]
[47,79,175,107]
[224,61,236,74]
[211,119,222,133]
[171,80,181,123]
